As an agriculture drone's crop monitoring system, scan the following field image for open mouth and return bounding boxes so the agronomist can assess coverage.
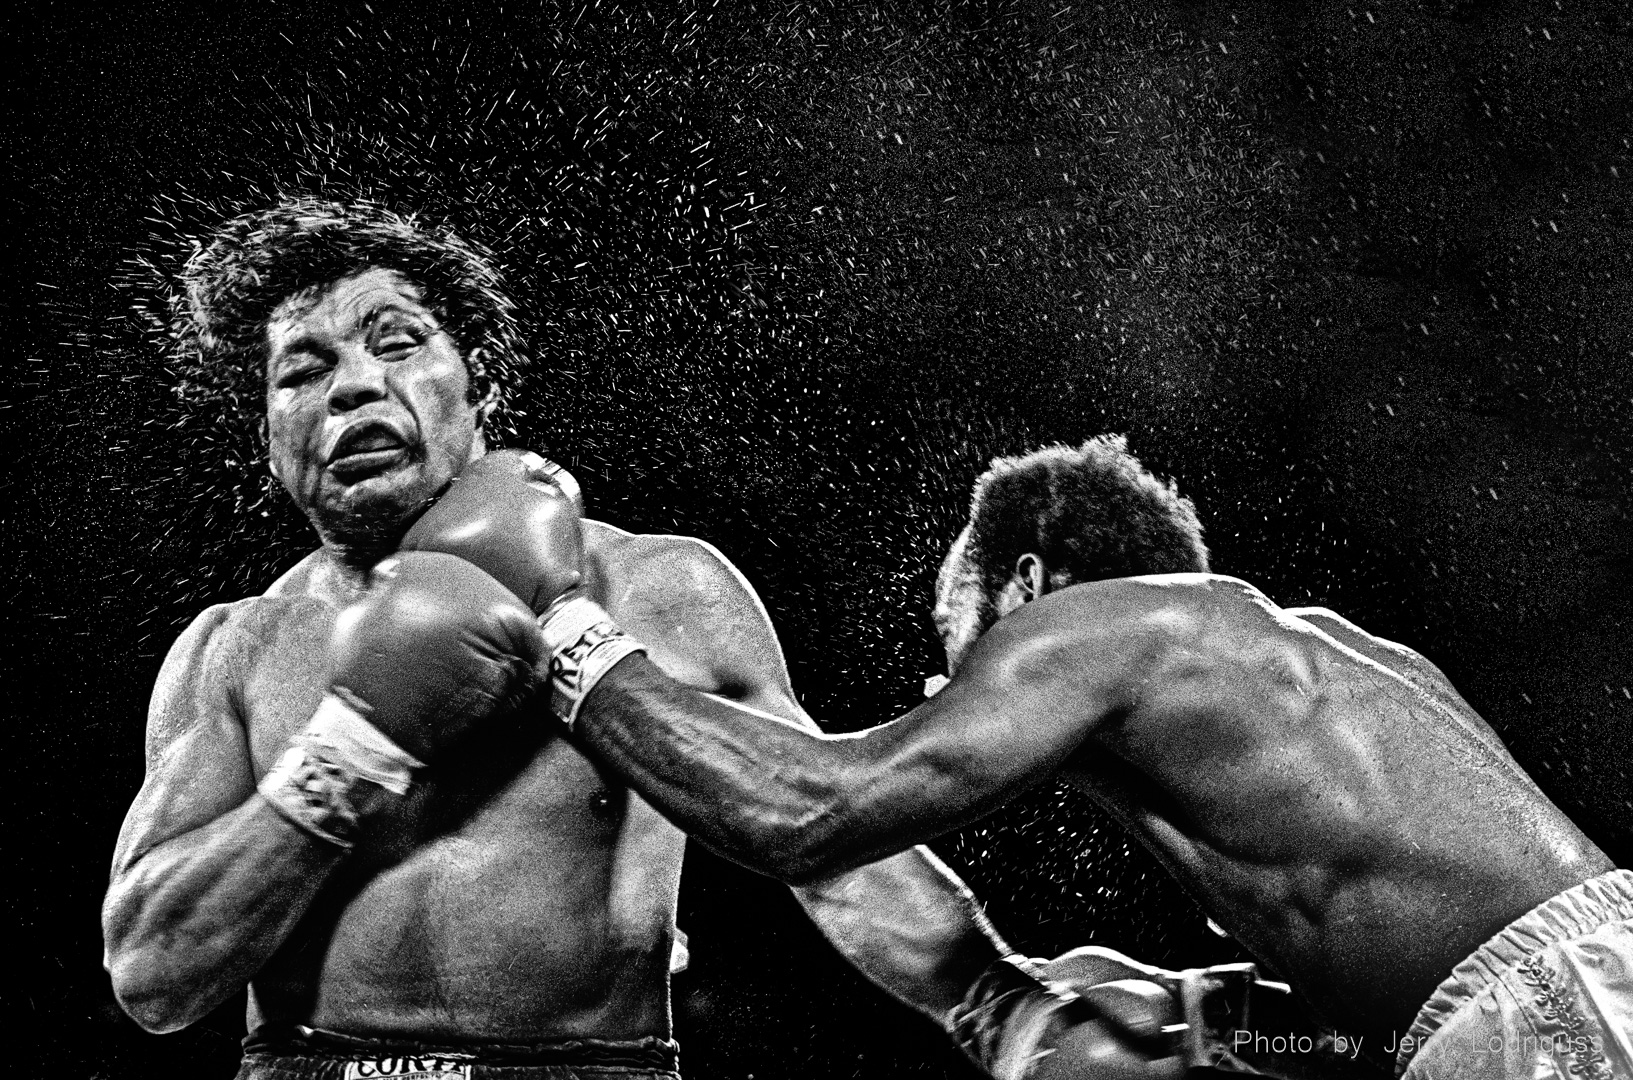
[327,422,410,478]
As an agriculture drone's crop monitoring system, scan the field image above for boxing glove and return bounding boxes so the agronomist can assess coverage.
[402,450,645,731]
[258,552,546,849]
[1042,946,1320,1075]
[329,551,547,760]
[401,449,584,613]
[1039,947,1183,1047]
[947,954,1188,1080]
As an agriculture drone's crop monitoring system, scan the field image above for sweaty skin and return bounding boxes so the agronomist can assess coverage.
[572,573,1614,1046]
[102,268,1004,1046]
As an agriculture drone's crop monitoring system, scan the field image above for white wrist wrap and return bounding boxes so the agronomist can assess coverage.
[257,692,425,850]
[538,595,646,731]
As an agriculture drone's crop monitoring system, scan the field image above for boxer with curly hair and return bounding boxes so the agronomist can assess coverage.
[559,437,1631,1080]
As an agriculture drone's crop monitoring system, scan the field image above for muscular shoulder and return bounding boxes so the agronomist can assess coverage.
[582,521,798,713]
[1280,604,1462,700]
[157,595,283,686]
[976,573,1292,688]
[1041,573,1279,641]
[148,562,333,753]
[147,599,256,758]
[583,521,753,619]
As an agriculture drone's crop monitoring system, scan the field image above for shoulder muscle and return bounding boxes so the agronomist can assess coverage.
[593,528,805,724]
[114,603,258,874]
[146,602,251,759]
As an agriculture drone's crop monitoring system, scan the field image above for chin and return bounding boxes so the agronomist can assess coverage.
[310,468,436,546]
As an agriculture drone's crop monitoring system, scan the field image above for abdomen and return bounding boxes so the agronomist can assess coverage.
[255,733,686,1043]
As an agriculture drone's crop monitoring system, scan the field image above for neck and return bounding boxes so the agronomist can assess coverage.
[303,491,438,575]
[329,536,398,572]
[308,515,406,588]
[296,542,387,607]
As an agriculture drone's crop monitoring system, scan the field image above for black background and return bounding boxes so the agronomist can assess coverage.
[5,2,1631,1077]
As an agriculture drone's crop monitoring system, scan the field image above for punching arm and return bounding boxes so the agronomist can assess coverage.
[567,587,1148,883]
[586,537,1021,1017]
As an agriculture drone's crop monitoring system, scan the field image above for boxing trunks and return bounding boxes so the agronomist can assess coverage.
[235,1024,682,1080]
[1395,868,1633,1080]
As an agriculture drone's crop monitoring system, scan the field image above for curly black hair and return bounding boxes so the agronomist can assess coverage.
[962,435,1209,607]
[172,195,527,430]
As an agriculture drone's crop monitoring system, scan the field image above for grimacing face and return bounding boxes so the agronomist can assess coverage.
[264,267,487,546]
[933,526,989,676]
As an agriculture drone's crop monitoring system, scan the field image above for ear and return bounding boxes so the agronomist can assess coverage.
[259,416,281,482]
[467,347,501,430]
[1014,552,1048,603]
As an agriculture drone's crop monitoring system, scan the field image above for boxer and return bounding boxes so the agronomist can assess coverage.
[536,436,1631,1080]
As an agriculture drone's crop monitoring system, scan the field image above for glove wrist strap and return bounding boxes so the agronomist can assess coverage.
[538,595,647,731]
[257,692,424,850]
[945,954,1084,1080]
[1174,962,1291,1073]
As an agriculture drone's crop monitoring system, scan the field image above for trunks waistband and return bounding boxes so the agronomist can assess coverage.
[245,1024,680,1071]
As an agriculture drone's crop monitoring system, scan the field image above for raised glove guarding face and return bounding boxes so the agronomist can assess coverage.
[401,451,647,730]
[401,448,585,612]
[258,551,546,847]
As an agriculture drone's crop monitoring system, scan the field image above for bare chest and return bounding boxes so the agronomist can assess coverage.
[235,600,681,868]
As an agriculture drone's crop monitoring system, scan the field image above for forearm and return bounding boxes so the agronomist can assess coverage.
[576,654,905,882]
[102,794,353,1032]
[795,846,1010,1019]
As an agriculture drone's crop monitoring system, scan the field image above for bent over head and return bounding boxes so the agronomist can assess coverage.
[935,435,1208,672]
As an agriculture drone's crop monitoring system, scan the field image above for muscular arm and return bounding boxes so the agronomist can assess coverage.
[575,572,1160,886]
[629,539,1016,1018]
[101,605,357,1032]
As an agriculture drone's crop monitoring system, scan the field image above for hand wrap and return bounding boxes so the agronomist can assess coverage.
[257,692,424,849]
[538,595,646,730]
[945,955,1090,1080]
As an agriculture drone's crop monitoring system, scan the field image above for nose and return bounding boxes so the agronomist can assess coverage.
[327,345,389,413]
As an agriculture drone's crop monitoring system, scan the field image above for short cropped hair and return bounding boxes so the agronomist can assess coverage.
[963,435,1209,603]
[173,196,526,422]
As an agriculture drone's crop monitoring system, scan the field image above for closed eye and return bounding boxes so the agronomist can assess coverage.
[372,334,420,357]
[368,316,428,357]
[274,358,328,388]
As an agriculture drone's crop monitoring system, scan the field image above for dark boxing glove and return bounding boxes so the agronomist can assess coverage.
[1041,946,1334,1076]
[946,955,1105,1080]
[400,449,584,612]
[402,450,645,730]
[257,552,546,848]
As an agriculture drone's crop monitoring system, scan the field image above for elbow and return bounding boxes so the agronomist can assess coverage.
[105,945,212,1034]
[764,838,847,889]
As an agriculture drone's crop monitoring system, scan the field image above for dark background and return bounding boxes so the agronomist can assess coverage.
[5,1,1631,1077]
